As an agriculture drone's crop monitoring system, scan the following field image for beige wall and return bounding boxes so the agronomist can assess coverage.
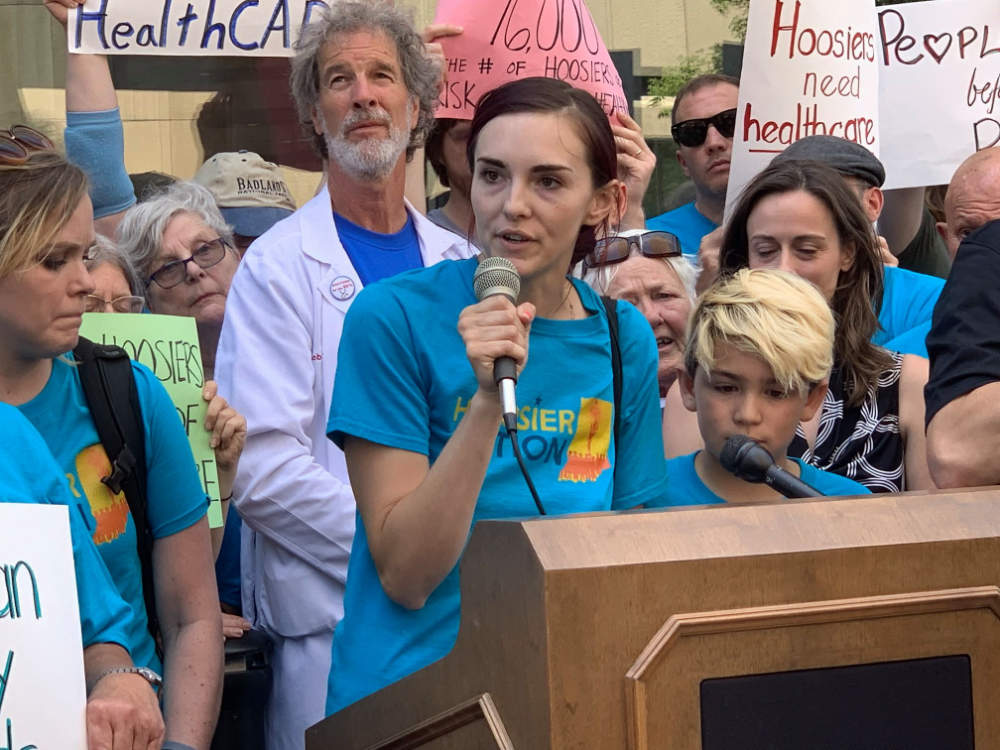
[3,0,734,204]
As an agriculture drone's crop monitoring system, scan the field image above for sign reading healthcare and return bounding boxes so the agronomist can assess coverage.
[79,313,224,528]
[727,0,881,213]
[69,0,332,55]
[878,0,1000,188]
[0,504,88,749]
[432,0,628,120]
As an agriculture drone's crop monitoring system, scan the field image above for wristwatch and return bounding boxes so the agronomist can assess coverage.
[97,665,163,689]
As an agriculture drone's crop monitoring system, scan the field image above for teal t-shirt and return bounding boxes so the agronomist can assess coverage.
[0,402,132,650]
[645,201,715,257]
[873,266,943,357]
[325,257,667,714]
[647,452,871,508]
[18,358,207,673]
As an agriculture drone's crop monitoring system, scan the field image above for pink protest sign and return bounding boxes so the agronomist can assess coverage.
[432,0,628,120]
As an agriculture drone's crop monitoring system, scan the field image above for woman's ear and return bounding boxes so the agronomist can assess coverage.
[800,380,829,421]
[840,240,857,273]
[584,179,622,228]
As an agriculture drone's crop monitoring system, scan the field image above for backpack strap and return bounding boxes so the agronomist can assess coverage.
[74,337,160,658]
[601,296,623,481]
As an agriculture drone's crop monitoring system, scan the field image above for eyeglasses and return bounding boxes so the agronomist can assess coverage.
[0,125,55,164]
[671,108,737,148]
[84,294,146,314]
[146,238,230,289]
[583,231,681,273]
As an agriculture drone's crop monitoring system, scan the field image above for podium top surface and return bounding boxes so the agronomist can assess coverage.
[472,488,1000,571]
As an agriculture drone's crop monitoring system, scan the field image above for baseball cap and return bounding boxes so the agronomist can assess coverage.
[194,150,296,237]
[772,135,886,188]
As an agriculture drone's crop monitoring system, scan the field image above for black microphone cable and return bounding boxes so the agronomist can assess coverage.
[505,423,546,515]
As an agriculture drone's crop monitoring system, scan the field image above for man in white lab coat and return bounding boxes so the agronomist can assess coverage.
[214,4,474,748]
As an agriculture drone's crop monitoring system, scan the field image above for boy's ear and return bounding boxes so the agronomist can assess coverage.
[679,370,698,413]
[801,380,828,421]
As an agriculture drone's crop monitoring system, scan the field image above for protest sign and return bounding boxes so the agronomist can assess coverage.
[878,0,1000,188]
[727,0,881,214]
[69,0,331,56]
[0,504,87,749]
[432,0,628,119]
[79,313,223,528]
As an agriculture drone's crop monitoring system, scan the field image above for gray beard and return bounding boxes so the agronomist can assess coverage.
[323,108,411,181]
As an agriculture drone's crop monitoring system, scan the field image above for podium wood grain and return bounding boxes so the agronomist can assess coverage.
[307,488,1000,748]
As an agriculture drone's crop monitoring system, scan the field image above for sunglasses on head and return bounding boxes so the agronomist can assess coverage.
[671,108,737,148]
[583,231,681,273]
[0,125,54,165]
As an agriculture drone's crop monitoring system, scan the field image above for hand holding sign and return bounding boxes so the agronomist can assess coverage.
[44,0,80,28]
[432,0,627,120]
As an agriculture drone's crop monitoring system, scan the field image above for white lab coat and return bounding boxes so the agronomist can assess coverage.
[214,186,474,747]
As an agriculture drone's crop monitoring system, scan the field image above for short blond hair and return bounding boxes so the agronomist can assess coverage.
[0,151,88,279]
[685,268,834,395]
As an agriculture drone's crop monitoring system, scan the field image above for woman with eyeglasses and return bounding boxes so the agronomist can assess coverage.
[116,181,252,641]
[84,235,146,314]
[323,77,667,714]
[0,149,224,747]
[117,182,240,381]
[580,230,698,400]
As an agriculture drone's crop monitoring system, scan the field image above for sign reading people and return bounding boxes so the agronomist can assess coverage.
[878,0,1000,188]
[431,0,628,119]
[728,0,1000,211]
[79,313,223,528]
[0,504,88,749]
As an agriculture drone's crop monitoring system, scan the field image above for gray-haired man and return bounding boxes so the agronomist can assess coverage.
[215,3,474,748]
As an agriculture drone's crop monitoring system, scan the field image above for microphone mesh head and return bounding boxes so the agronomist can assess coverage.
[720,435,774,483]
[473,256,520,303]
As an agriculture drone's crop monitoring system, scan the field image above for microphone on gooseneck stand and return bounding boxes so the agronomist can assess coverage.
[472,256,521,433]
[720,435,823,499]
[471,256,546,515]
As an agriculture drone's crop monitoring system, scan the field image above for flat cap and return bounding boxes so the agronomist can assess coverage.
[773,135,886,187]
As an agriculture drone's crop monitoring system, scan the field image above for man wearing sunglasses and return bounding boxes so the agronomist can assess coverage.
[646,74,739,256]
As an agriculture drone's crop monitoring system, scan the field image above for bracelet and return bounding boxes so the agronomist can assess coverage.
[220,492,233,502]
[162,743,198,750]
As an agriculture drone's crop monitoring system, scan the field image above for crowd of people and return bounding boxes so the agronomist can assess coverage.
[4,0,1000,748]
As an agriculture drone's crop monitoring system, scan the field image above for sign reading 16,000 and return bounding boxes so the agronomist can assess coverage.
[490,0,602,56]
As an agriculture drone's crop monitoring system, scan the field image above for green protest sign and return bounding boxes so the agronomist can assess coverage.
[79,312,223,528]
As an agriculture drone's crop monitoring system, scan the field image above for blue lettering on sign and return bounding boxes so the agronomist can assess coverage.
[177,3,199,47]
[230,0,260,50]
[261,0,291,49]
[302,0,328,27]
[0,562,41,621]
[200,0,226,50]
[74,0,110,50]
[111,21,134,50]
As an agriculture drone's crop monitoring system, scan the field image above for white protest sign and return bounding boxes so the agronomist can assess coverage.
[727,0,880,214]
[878,0,1000,189]
[0,504,87,749]
[69,0,332,56]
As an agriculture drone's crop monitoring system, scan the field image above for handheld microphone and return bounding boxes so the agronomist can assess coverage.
[472,257,521,432]
[720,435,823,499]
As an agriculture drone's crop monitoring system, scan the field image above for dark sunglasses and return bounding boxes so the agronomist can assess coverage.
[583,231,681,273]
[146,238,231,290]
[0,125,55,164]
[671,108,737,148]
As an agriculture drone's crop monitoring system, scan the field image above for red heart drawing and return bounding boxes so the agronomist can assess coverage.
[923,32,953,64]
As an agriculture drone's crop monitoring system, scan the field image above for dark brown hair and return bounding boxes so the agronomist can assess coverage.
[720,160,892,407]
[671,73,740,127]
[467,77,617,269]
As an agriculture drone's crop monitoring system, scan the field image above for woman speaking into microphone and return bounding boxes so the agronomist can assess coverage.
[324,77,666,713]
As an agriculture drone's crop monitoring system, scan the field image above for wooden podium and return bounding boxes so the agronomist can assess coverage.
[307,489,1000,748]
